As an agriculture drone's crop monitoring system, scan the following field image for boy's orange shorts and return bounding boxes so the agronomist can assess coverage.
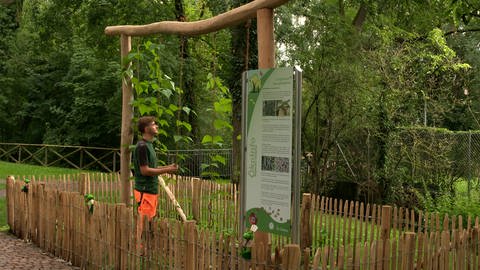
[134,190,158,219]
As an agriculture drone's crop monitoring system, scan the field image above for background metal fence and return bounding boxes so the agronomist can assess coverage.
[390,129,480,180]
[3,130,480,189]
[0,143,233,178]
[163,148,232,178]
[0,143,121,172]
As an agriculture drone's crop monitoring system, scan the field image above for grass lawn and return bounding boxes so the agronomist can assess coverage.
[0,161,86,179]
[0,161,90,231]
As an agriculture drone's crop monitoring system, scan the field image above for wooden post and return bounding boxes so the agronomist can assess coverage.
[79,173,90,196]
[300,193,312,250]
[252,8,275,264]
[38,182,45,249]
[404,232,416,270]
[159,176,187,222]
[6,176,14,231]
[185,221,197,270]
[192,178,201,221]
[282,244,301,270]
[381,205,392,240]
[302,248,310,270]
[120,34,133,206]
[380,206,392,269]
[257,8,275,69]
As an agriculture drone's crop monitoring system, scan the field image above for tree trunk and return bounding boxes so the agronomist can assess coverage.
[352,2,368,31]
[227,0,257,184]
[174,0,198,143]
[339,0,345,17]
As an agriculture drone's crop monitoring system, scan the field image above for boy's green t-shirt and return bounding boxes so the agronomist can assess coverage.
[133,139,158,194]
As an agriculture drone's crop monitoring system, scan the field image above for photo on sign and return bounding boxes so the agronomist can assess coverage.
[249,74,261,93]
[261,156,290,173]
[262,99,290,117]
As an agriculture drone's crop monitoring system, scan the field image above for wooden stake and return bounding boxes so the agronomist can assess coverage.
[282,244,301,269]
[120,34,133,206]
[159,176,187,222]
[185,221,197,270]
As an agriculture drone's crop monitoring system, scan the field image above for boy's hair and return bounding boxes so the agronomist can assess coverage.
[137,116,156,134]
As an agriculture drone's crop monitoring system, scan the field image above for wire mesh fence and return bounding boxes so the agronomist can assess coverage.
[388,129,480,195]
[162,148,232,179]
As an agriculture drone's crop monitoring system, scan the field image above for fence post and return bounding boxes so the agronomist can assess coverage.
[381,206,392,240]
[6,176,14,231]
[192,178,201,221]
[79,173,90,196]
[282,244,301,270]
[300,193,312,250]
[380,205,392,269]
[185,220,197,270]
[468,131,472,198]
[404,232,416,270]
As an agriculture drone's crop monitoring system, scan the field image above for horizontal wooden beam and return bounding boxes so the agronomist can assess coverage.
[105,0,289,36]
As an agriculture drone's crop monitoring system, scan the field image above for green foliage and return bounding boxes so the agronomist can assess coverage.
[199,73,232,179]
[127,40,193,158]
[0,3,18,141]
[424,180,480,227]
[276,0,479,207]
[0,0,180,147]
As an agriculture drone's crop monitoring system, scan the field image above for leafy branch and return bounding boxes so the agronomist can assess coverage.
[125,40,194,165]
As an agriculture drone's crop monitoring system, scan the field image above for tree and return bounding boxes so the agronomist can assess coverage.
[224,0,257,184]
[276,0,477,205]
[0,3,18,141]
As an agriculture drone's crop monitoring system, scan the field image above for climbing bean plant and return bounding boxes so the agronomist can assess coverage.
[126,41,193,164]
[200,73,233,179]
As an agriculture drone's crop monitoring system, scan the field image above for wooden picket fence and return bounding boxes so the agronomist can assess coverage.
[6,177,302,269]
[6,174,480,269]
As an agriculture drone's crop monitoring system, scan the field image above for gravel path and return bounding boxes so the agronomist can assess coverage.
[0,232,80,269]
[1,179,79,269]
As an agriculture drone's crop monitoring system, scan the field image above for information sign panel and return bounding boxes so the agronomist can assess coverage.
[243,67,294,236]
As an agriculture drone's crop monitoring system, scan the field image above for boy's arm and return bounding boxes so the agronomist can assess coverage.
[139,164,178,176]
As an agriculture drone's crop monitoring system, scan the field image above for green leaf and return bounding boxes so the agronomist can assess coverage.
[213,135,224,144]
[131,77,139,85]
[212,154,226,165]
[165,109,174,117]
[182,106,191,115]
[151,82,160,91]
[174,135,183,143]
[214,99,232,113]
[139,104,151,115]
[176,120,192,132]
[214,119,233,131]
[202,135,213,144]
[161,88,173,98]
[157,129,168,137]
[169,104,179,111]
[158,119,169,127]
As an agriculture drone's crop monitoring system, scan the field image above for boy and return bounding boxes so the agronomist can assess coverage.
[133,116,178,247]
